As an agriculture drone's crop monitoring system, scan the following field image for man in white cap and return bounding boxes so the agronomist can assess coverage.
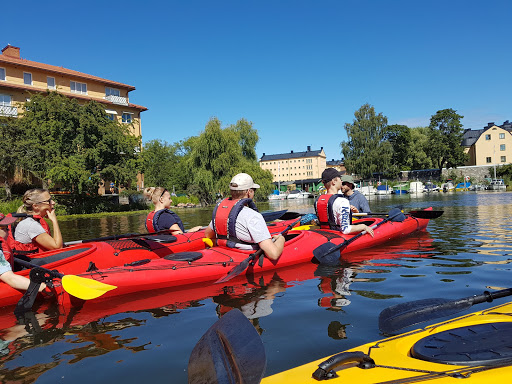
[205,173,284,261]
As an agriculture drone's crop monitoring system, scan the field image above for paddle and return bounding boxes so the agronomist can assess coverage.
[353,210,444,220]
[14,257,117,301]
[261,209,287,222]
[214,216,304,284]
[188,308,266,384]
[313,208,406,266]
[378,288,512,335]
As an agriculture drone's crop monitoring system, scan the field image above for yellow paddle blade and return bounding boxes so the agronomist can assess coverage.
[61,275,117,300]
[202,238,213,248]
[292,225,312,231]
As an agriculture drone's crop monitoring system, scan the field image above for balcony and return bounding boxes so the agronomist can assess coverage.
[0,106,18,117]
[104,95,128,106]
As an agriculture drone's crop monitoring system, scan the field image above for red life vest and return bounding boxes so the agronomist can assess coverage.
[0,237,13,268]
[314,194,350,230]
[211,198,258,248]
[7,215,51,255]
[145,209,185,233]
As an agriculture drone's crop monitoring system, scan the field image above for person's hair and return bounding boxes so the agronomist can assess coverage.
[17,188,49,214]
[230,189,248,199]
[143,187,167,205]
[324,178,337,190]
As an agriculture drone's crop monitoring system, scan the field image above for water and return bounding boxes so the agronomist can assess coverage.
[1,192,511,383]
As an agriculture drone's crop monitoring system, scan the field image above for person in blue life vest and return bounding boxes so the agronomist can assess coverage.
[144,187,202,235]
[315,168,374,236]
[9,189,64,255]
[204,173,285,261]
[0,213,47,292]
[340,175,371,214]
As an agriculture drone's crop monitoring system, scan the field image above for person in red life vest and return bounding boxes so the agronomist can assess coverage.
[11,189,63,254]
[143,187,202,235]
[205,173,285,261]
[315,168,374,237]
[0,213,47,291]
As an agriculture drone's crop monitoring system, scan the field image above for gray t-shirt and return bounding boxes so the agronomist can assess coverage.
[14,217,46,244]
[209,207,272,249]
[0,249,12,275]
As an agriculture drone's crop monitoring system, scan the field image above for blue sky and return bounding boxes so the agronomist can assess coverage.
[5,0,511,161]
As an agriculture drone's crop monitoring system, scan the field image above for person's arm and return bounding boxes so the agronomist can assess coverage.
[204,223,216,241]
[34,210,63,250]
[0,271,46,291]
[258,235,285,261]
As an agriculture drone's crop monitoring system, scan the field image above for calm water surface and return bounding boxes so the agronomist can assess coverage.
[1,192,511,383]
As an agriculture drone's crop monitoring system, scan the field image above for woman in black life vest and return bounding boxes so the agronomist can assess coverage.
[144,187,202,235]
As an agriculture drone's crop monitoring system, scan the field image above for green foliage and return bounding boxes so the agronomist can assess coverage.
[385,124,411,176]
[141,139,187,188]
[409,127,434,170]
[15,92,142,193]
[341,104,393,179]
[0,116,26,199]
[227,118,259,161]
[0,198,22,214]
[427,109,468,172]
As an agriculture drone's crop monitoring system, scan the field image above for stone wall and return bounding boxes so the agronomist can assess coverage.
[400,165,497,182]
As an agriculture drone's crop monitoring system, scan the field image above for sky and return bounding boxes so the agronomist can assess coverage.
[4,0,512,162]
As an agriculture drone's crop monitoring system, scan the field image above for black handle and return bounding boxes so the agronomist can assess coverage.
[312,352,375,380]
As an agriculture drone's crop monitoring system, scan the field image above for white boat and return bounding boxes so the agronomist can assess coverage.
[268,192,287,201]
[487,179,507,191]
[409,181,425,194]
[286,189,311,199]
[424,182,440,193]
[442,182,455,192]
[357,186,376,196]
[375,185,393,195]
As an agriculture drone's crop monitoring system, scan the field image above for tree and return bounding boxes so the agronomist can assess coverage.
[0,116,25,199]
[427,109,468,173]
[341,104,392,179]
[409,127,434,170]
[384,124,412,176]
[228,118,259,161]
[17,92,141,193]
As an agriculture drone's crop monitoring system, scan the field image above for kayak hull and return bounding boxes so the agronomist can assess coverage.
[262,301,512,383]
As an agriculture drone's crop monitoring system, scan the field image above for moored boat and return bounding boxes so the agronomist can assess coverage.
[262,301,512,383]
[487,178,507,190]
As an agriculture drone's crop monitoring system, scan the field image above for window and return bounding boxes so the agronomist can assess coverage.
[105,87,120,97]
[500,133,505,139]
[486,157,492,163]
[0,94,11,106]
[122,113,132,123]
[485,134,491,140]
[0,68,5,81]
[501,156,506,163]
[70,81,87,95]
[23,72,32,85]
[500,144,506,151]
[47,76,55,90]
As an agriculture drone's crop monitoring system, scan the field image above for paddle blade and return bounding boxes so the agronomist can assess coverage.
[61,276,117,300]
[378,298,472,335]
[215,258,252,284]
[409,210,444,219]
[188,309,266,384]
[202,238,214,248]
[313,243,342,266]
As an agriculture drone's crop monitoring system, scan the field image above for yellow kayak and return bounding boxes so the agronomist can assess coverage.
[262,301,512,383]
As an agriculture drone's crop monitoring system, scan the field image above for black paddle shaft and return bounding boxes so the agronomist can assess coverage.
[379,288,512,335]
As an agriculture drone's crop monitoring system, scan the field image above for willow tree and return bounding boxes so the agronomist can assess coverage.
[341,104,392,179]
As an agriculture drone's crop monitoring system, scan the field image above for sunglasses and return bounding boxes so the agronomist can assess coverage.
[159,189,169,200]
[37,198,54,205]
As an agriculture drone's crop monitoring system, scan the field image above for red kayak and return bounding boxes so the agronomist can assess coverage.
[52,210,431,308]
[0,217,301,309]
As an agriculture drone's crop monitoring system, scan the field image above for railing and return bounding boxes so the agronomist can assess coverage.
[0,106,18,117]
[104,95,128,105]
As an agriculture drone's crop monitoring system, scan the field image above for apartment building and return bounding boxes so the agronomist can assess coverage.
[259,146,326,191]
[0,45,147,138]
[462,121,512,166]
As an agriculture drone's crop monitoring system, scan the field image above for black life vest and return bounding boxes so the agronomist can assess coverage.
[145,209,185,233]
[314,194,351,230]
[211,198,258,248]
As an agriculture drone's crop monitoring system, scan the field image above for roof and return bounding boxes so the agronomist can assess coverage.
[260,148,325,162]
[326,159,344,166]
[461,120,512,147]
[0,52,136,91]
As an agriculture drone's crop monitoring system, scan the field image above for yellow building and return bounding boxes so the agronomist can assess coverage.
[0,45,147,137]
[259,146,326,189]
[462,121,512,166]
[0,44,147,191]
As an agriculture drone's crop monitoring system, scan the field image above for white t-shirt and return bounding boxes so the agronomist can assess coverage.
[209,207,271,249]
[330,196,354,235]
[0,249,12,275]
[14,217,47,244]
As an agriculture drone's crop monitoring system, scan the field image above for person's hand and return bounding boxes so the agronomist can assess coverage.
[350,205,359,213]
[46,209,58,222]
[364,225,374,237]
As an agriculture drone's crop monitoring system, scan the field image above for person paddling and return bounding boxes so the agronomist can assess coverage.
[204,173,284,261]
[315,169,374,236]
[9,189,63,255]
[144,187,202,235]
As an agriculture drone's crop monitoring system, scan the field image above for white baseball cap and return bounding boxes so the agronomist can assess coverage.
[229,173,260,190]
